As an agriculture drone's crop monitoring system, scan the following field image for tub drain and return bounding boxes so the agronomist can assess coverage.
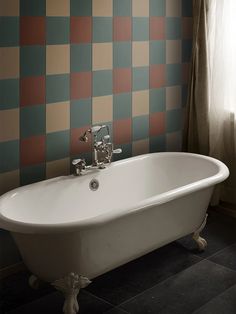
[89,179,99,191]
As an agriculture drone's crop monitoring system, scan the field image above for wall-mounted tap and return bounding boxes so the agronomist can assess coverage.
[72,125,122,175]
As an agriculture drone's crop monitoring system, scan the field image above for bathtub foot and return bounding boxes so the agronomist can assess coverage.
[29,274,41,289]
[52,272,91,314]
[193,214,208,251]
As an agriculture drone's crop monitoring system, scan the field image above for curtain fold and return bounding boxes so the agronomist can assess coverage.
[184,0,236,205]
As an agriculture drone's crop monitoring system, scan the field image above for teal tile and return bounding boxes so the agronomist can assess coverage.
[0,17,19,47]
[132,115,149,141]
[182,39,192,62]
[150,134,166,152]
[71,99,92,128]
[133,17,149,41]
[46,17,70,45]
[150,88,166,113]
[113,143,132,161]
[20,46,45,77]
[20,163,45,186]
[20,0,45,16]
[71,0,92,16]
[182,0,193,17]
[166,64,182,86]
[93,18,112,43]
[71,44,91,72]
[0,79,19,110]
[150,41,166,64]
[20,105,45,139]
[113,93,132,119]
[133,67,149,91]
[113,42,132,68]
[166,108,183,132]
[93,70,112,97]
[166,17,181,39]
[113,0,132,16]
[46,74,70,103]
[150,0,166,16]
[0,140,19,173]
[46,130,70,161]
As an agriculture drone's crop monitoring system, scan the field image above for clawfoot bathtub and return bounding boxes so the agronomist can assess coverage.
[0,153,229,314]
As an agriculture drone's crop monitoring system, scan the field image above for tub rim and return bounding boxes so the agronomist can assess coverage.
[0,152,229,234]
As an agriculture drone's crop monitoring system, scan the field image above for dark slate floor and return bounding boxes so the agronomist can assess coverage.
[1,210,236,314]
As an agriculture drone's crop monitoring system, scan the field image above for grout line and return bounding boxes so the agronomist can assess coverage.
[83,289,116,308]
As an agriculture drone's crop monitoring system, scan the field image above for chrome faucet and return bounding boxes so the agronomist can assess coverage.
[72,125,122,175]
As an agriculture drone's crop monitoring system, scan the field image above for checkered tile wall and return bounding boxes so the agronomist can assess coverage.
[0,0,193,194]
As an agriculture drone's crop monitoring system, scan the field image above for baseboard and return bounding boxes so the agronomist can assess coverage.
[0,262,26,280]
[209,204,236,219]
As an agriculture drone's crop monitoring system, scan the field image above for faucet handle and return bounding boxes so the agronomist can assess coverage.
[113,148,122,154]
[72,158,86,166]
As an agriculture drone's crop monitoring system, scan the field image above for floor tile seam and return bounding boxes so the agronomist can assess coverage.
[191,283,236,314]
[104,305,130,314]
[83,289,117,308]
[192,241,236,260]
[204,259,236,274]
[117,258,206,308]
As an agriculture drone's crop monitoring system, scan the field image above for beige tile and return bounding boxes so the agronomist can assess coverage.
[166,86,181,110]
[46,101,70,133]
[92,95,113,124]
[166,0,181,17]
[46,45,70,75]
[133,0,149,17]
[166,40,181,64]
[0,109,19,142]
[133,139,149,156]
[0,48,19,79]
[93,43,113,71]
[46,0,70,16]
[0,0,19,16]
[46,158,70,179]
[0,170,19,196]
[132,90,149,117]
[132,41,149,67]
[93,0,112,16]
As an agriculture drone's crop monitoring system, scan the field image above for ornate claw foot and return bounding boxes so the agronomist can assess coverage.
[29,274,41,289]
[52,272,91,314]
[193,214,208,251]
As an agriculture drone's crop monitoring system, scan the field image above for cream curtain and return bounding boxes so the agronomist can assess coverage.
[185,0,236,204]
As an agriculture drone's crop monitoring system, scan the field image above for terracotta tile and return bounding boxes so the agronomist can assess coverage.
[113,118,132,144]
[182,62,191,84]
[114,17,131,41]
[0,47,19,79]
[182,17,193,39]
[20,135,46,166]
[150,64,165,89]
[113,68,132,94]
[71,72,92,100]
[150,17,165,40]
[20,76,45,106]
[70,17,92,43]
[150,112,165,136]
[0,109,19,141]
[71,126,92,155]
[20,17,45,45]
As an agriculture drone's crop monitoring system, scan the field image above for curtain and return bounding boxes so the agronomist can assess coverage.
[185,0,236,204]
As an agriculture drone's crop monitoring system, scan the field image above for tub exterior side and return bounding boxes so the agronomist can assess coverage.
[12,187,213,283]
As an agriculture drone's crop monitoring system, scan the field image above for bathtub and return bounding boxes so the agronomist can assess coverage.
[0,152,229,314]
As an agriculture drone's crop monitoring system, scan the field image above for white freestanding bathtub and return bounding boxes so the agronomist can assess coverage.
[0,153,229,314]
